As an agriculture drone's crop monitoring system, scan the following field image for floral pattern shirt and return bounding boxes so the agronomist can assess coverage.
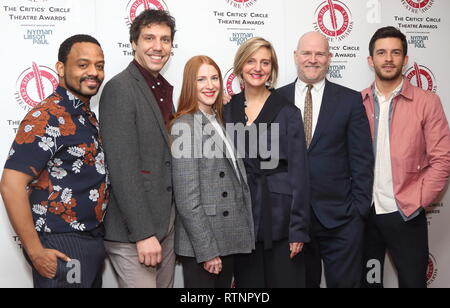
[5,86,109,233]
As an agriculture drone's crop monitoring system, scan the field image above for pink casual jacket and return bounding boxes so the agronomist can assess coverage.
[362,79,450,217]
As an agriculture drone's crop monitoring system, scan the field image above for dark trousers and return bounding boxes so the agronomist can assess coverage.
[305,210,365,288]
[361,207,429,288]
[234,239,306,288]
[179,255,234,288]
[25,227,106,288]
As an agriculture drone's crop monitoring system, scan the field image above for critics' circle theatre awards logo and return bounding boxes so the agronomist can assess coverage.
[313,0,353,42]
[405,63,437,93]
[402,0,434,13]
[427,254,438,286]
[225,68,244,96]
[15,62,59,111]
[125,0,168,26]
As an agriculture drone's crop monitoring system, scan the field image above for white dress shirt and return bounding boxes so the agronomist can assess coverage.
[373,81,403,215]
[295,78,326,136]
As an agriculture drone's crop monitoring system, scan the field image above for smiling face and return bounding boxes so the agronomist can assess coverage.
[196,64,221,113]
[132,23,172,78]
[369,37,408,83]
[242,47,272,89]
[294,32,331,84]
[56,42,105,102]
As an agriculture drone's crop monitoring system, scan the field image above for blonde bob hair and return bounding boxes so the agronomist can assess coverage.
[233,37,279,89]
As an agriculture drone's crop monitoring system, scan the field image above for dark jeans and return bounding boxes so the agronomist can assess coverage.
[361,207,428,288]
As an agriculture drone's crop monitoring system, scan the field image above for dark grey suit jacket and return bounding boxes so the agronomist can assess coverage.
[99,63,174,243]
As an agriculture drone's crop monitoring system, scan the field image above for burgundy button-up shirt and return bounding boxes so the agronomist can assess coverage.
[133,60,174,126]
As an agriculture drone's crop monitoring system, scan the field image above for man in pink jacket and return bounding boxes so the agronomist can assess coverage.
[361,26,450,288]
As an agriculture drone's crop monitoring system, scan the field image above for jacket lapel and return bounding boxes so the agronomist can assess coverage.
[285,81,296,105]
[194,111,242,183]
[308,79,338,151]
[127,63,171,148]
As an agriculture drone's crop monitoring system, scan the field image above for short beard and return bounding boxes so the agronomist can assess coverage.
[64,75,101,100]
[375,66,403,82]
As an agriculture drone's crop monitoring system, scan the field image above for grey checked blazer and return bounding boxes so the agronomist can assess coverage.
[171,111,255,263]
[99,63,174,243]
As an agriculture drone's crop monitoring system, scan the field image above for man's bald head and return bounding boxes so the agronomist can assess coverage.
[294,31,332,84]
[297,31,330,52]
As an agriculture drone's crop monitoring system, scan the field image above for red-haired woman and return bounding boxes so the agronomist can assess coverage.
[170,56,255,288]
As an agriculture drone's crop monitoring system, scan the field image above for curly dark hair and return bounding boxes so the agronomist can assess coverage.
[129,9,176,45]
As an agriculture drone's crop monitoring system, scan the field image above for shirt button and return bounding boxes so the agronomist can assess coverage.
[152,86,155,89]
[157,82,161,86]
[160,98,164,102]
[223,211,229,217]
[165,161,171,167]
[220,172,225,178]
[222,192,228,198]
[167,186,172,192]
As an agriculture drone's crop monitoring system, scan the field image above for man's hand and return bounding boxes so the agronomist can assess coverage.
[30,248,71,279]
[289,242,304,259]
[136,236,162,267]
[203,257,222,275]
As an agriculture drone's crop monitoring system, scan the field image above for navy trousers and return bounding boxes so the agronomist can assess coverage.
[234,239,306,288]
[25,227,106,288]
[305,210,365,288]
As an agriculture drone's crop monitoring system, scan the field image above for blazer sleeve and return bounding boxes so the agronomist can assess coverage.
[347,92,375,219]
[99,78,156,242]
[287,107,311,243]
[421,94,450,207]
[171,118,221,263]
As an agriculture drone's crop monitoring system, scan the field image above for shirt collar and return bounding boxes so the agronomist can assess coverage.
[200,109,217,121]
[374,79,404,102]
[296,78,326,93]
[55,86,91,111]
[133,59,173,89]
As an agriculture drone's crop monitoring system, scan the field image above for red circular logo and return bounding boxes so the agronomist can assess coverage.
[427,254,438,286]
[225,68,244,96]
[15,63,59,111]
[405,0,431,9]
[226,0,258,9]
[314,0,353,41]
[126,0,168,26]
[405,63,437,93]
[402,0,434,13]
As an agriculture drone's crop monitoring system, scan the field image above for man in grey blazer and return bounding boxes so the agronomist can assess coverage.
[99,10,176,288]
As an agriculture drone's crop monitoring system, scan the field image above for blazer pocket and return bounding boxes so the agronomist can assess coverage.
[203,204,217,216]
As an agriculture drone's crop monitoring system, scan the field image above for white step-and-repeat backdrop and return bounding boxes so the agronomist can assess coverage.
[0,0,448,288]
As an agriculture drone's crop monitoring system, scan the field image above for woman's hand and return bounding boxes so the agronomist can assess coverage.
[289,242,304,259]
[203,257,222,275]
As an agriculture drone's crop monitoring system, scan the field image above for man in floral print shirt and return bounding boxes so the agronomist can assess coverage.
[0,35,109,288]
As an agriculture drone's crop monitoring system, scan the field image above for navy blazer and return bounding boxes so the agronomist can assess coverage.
[224,90,310,246]
[278,80,374,229]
